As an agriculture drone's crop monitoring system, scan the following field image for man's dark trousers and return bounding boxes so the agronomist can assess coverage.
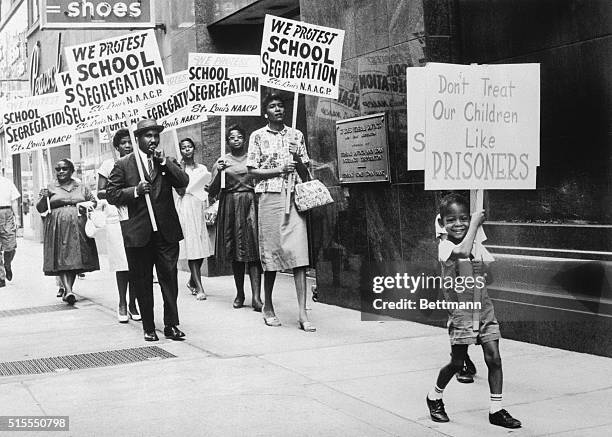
[125,231,179,332]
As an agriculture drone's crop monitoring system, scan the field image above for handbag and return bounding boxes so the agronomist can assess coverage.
[204,200,218,226]
[84,205,106,238]
[293,170,334,212]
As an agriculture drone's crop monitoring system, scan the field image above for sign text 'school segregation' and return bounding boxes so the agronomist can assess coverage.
[56,71,142,134]
[187,54,260,116]
[3,93,75,154]
[260,15,345,99]
[63,29,167,116]
[424,63,540,190]
[145,70,207,129]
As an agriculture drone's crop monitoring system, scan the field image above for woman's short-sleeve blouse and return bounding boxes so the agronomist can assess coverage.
[246,125,310,193]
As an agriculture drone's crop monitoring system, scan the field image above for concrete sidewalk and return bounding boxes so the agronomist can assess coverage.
[0,235,611,436]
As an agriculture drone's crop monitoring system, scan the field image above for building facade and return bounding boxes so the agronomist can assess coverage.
[1,0,610,355]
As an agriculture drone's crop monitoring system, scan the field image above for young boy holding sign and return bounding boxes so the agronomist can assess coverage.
[426,193,521,429]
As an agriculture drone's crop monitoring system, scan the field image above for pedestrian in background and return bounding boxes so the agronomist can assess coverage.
[176,137,213,301]
[247,93,315,332]
[209,124,263,311]
[0,173,20,287]
[97,129,141,323]
[36,159,99,305]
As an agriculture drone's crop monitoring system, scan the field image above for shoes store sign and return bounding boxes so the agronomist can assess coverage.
[40,0,155,29]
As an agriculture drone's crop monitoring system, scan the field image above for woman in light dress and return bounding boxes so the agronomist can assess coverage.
[97,129,140,323]
[176,138,213,300]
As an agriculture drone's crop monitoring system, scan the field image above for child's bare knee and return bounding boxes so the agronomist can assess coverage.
[485,353,502,370]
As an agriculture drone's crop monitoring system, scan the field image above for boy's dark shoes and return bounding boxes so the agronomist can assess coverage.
[426,396,450,422]
[456,364,474,383]
[489,409,522,428]
[465,356,477,375]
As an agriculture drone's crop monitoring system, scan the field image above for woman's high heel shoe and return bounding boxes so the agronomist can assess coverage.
[117,306,129,323]
[298,320,316,332]
[56,287,66,298]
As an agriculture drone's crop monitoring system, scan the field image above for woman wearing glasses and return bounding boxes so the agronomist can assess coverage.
[36,158,99,304]
[209,124,263,311]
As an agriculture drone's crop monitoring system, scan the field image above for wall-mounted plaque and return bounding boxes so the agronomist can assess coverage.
[336,113,390,184]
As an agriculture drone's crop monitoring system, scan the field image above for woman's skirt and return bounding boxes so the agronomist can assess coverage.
[43,206,100,275]
[104,220,129,272]
[257,191,309,271]
[177,193,214,260]
[216,191,259,263]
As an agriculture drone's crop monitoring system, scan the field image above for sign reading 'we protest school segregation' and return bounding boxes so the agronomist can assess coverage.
[187,54,260,116]
[418,63,540,190]
[260,15,345,99]
[63,29,167,117]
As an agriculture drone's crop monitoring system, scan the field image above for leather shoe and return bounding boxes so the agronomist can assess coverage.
[144,331,159,341]
[5,265,12,281]
[456,364,474,383]
[489,409,521,428]
[233,296,245,309]
[426,396,449,423]
[0,280,5,288]
[164,325,185,340]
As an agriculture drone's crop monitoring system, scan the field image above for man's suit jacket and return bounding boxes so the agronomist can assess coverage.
[106,153,189,248]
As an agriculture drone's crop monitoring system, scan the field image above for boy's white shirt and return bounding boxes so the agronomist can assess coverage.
[435,214,495,263]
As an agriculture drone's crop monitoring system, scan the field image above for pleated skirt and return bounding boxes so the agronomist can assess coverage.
[216,191,259,263]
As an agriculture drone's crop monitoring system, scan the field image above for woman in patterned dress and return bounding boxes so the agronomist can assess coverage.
[247,93,315,332]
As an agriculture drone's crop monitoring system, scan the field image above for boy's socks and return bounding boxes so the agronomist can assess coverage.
[490,394,503,413]
[428,385,444,400]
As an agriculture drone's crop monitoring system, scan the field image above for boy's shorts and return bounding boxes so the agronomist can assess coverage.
[447,289,501,345]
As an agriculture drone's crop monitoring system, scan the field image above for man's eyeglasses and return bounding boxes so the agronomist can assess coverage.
[55,167,70,171]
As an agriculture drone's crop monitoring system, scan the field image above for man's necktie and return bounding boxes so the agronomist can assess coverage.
[148,158,154,177]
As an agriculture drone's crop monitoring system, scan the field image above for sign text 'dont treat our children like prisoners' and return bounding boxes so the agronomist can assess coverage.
[424,63,540,190]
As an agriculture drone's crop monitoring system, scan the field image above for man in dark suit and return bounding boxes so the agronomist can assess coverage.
[107,119,189,341]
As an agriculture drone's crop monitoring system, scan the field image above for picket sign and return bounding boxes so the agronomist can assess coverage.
[39,150,51,212]
[170,130,182,161]
[284,92,300,215]
[127,122,158,232]
[470,188,485,331]
[220,116,226,189]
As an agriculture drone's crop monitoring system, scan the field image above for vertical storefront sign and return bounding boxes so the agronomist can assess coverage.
[187,54,260,116]
[260,15,345,99]
[423,63,540,190]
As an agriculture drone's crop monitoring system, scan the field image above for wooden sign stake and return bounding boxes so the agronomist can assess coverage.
[127,123,158,232]
[285,92,299,215]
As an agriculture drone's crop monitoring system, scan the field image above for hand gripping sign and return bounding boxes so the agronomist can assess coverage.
[260,14,345,99]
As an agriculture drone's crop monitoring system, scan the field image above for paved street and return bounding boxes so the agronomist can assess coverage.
[1,231,611,436]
